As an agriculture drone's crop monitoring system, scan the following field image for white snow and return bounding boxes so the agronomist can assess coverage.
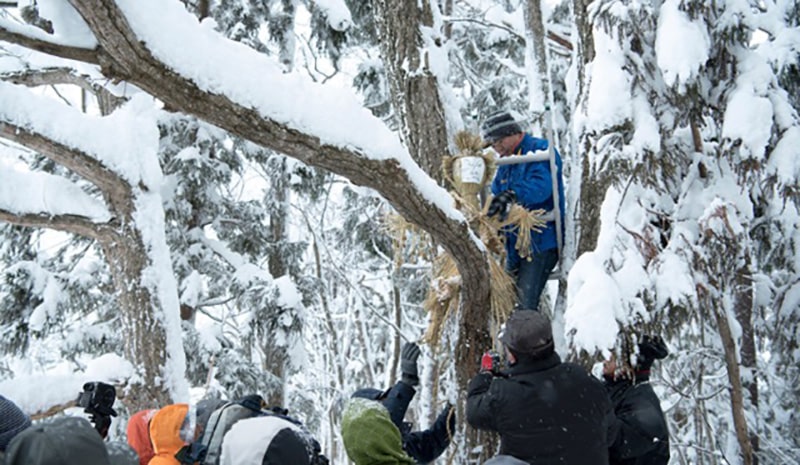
[655,0,710,89]
[0,353,134,415]
[0,162,110,221]
[585,29,632,130]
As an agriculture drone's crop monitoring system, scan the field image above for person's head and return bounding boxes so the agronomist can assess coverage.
[126,409,157,465]
[0,395,31,452]
[148,403,190,460]
[481,111,524,156]
[341,398,415,465]
[220,415,316,465]
[500,310,555,364]
[4,416,111,465]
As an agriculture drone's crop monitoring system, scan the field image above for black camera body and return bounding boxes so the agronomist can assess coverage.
[76,382,117,438]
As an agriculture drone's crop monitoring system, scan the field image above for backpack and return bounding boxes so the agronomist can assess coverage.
[219,414,328,465]
[199,395,265,465]
[194,395,328,465]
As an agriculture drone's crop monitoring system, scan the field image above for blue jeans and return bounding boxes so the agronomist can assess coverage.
[510,248,559,311]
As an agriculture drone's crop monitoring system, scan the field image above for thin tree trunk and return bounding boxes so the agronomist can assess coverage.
[715,305,754,465]
[735,251,759,464]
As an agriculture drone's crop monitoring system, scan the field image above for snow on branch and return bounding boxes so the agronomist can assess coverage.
[0,66,126,114]
[0,82,160,194]
[0,16,99,64]
[0,162,111,229]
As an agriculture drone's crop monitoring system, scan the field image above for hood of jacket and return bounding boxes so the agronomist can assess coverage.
[148,404,189,465]
[341,398,415,465]
[126,409,156,465]
[220,415,313,465]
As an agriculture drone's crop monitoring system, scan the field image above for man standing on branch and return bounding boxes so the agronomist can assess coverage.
[481,110,565,311]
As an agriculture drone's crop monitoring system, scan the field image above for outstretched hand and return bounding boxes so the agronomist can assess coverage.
[400,342,421,386]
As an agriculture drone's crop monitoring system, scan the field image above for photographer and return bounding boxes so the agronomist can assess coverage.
[466,311,616,465]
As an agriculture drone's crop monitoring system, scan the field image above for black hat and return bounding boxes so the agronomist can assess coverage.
[635,335,669,372]
[500,311,554,358]
[481,111,523,144]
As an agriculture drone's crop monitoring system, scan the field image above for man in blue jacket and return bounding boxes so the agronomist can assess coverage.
[481,110,565,311]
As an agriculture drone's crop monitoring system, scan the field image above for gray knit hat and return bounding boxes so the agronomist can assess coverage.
[0,395,31,451]
[481,111,523,144]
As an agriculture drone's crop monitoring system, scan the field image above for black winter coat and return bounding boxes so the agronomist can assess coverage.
[467,353,616,465]
[605,376,670,465]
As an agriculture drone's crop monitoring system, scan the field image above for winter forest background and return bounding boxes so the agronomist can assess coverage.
[0,0,798,464]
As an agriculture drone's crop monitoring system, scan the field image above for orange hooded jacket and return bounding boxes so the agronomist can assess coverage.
[148,404,189,465]
[127,409,157,465]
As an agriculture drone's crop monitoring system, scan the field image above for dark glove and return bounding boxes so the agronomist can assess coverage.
[636,335,669,371]
[400,342,421,386]
[487,190,516,221]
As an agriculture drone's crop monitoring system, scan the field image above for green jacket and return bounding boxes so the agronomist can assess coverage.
[341,398,415,465]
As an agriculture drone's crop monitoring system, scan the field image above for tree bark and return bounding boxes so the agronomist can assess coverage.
[715,305,754,465]
[524,0,549,123]
[735,251,759,464]
[371,0,450,183]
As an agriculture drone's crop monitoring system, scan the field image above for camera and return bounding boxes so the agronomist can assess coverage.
[76,382,117,437]
[481,351,502,374]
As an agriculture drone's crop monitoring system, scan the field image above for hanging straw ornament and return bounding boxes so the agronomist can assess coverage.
[442,131,496,214]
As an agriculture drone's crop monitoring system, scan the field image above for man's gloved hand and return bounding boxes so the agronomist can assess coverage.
[400,342,421,386]
[487,190,516,221]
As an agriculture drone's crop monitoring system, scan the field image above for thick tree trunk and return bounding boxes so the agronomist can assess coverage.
[524,0,549,123]
[372,0,449,183]
[99,228,174,412]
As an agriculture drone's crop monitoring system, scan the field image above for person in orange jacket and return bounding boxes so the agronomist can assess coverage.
[148,404,189,465]
[127,409,157,465]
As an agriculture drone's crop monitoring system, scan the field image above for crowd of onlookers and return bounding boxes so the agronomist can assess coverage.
[0,310,669,465]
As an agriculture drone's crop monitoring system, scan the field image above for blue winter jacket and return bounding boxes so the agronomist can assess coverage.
[490,133,565,270]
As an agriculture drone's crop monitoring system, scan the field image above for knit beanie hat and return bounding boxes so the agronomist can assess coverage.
[341,398,415,465]
[0,395,31,451]
[481,111,523,144]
